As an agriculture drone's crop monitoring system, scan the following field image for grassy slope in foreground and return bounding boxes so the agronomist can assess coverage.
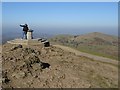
[49,32,118,60]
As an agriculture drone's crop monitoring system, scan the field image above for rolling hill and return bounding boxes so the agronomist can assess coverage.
[49,32,118,60]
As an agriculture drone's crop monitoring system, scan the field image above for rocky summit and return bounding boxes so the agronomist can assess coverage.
[1,43,118,88]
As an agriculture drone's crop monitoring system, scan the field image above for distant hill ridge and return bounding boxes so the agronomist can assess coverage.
[73,32,117,41]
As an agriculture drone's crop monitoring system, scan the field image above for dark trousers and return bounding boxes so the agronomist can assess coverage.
[22,31,27,39]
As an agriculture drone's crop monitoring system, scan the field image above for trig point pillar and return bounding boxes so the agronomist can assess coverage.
[27,30,33,40]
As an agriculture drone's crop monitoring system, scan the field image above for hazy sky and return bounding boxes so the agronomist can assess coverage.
[2,2,118,35]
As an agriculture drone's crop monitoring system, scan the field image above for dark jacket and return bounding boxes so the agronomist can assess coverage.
[20,24,29,32]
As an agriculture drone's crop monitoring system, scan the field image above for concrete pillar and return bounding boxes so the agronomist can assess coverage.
[27,30,33,40]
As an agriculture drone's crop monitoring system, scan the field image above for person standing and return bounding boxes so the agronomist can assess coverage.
[20,24,29,39]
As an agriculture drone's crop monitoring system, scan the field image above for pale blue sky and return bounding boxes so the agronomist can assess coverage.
[0,2,2,35]
[2,2,118,35]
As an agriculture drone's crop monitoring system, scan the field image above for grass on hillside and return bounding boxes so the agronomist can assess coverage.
[50,41,118,60]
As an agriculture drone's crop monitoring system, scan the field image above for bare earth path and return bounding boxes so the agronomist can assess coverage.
[53,44,118,66]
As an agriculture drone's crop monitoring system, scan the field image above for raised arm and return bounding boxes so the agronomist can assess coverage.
[20,25,25,27]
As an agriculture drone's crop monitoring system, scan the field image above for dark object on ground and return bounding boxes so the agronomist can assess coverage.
[41,62,50,69]
[44,41,50,47]
[2,71,10,84]
[2,77,10,84]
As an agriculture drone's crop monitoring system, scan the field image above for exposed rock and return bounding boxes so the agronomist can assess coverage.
[22,47,41,55]
[2,71,10,84]
[25,54,42,65]
[2,71,7,78]
[10,44,22,51]
[22,48,35,54]
[43,41,50,47]
[2,77,10,84]
[12,71,26,79]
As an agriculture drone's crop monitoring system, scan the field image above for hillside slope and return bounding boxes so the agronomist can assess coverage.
[2,43,118,88]
[49,32,118,60]
[53,44,118,65]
